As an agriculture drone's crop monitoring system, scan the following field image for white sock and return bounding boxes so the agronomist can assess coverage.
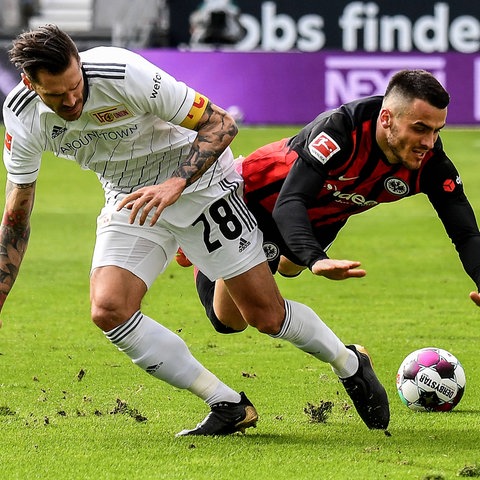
[330,346,359,379]
[271,299,358,377]
[105,311,241,406]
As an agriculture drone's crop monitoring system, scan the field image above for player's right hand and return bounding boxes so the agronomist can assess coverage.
[116,177,187,226]
[311,258,366,280]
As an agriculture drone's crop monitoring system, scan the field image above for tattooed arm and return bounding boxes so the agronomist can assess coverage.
[116,101,238,226]
[176,101,238,186]
[0,180,36,317]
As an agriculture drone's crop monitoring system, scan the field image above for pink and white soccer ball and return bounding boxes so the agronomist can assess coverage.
[396,347,466,412]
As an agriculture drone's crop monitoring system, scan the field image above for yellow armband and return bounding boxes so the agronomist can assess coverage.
[180,93,209,130]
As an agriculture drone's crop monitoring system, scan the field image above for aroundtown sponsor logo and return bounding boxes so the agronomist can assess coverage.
[58,124,139,155]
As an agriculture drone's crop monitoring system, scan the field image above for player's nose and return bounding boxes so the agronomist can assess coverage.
[62,91,76,107]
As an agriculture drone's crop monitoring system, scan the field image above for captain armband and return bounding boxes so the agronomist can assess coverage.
[180,93,209,130]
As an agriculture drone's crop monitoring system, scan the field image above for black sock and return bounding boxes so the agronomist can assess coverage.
[195,270,242,334]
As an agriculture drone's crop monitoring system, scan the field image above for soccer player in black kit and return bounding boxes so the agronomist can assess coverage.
[189,68,480,334]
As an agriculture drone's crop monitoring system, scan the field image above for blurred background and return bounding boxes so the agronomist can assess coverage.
[0,0,479,125]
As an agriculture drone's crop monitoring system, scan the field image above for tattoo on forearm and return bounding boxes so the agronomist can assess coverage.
[173,103,238,186]
[0,226,29,307]
[0,214,30,286]
[0,182,34,307]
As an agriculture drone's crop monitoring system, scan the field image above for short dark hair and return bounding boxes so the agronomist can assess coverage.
[384,69,450,110]
[8,24,80,82]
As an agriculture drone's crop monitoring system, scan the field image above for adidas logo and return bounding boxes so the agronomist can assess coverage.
[51,125,67,139]
[238,237,251,253]
[146,362,164,374]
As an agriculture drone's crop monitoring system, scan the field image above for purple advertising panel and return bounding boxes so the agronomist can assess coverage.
[138,49,480,125]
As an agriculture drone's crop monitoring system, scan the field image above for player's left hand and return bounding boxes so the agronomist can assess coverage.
[311,258,366,280]
[469,291,480,307]
[116,177,187,226]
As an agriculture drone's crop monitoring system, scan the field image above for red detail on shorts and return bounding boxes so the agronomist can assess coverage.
[443,179,455,192]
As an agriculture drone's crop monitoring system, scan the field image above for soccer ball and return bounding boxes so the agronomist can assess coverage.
[396,347,466,412]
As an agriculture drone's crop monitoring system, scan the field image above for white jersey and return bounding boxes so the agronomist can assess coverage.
[2,46,234,204]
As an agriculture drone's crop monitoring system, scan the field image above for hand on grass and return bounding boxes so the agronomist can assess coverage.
[311,258,366,280]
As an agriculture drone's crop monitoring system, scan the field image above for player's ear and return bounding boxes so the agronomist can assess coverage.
[379,108,391,128]
[22,73,34,91]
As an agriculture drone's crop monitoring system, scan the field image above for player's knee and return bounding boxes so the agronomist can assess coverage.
[251,319,282,335]
[91,305,115,331]
[245,310,284,335]
[240,292,285,334]
[91,300,131,332]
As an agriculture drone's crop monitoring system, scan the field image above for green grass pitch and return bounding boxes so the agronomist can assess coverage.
[1,125,480,479]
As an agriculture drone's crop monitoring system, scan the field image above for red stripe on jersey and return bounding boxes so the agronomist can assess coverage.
[240,138,298,212]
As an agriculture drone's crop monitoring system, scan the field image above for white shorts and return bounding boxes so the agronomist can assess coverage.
[91,169,266,287]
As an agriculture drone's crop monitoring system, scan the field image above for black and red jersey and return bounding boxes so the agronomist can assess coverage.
[239,95,480,288]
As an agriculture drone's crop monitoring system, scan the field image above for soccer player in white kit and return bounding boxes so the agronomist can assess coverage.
[1,24,389,435]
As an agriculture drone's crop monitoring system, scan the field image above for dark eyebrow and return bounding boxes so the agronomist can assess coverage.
[43,76,82,96]
[70,77,82,91]
[413,121,445,132]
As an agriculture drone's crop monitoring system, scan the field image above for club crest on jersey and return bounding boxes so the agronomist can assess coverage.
[308,132,340,164]
[384,177,409,196]
[89,104,133,124]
